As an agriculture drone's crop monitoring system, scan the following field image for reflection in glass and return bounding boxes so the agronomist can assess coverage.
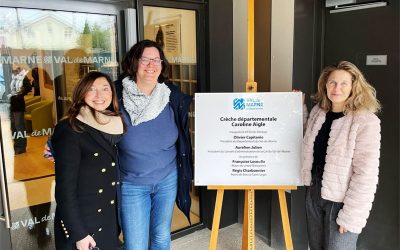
[143,6,200,232]
[0,7,118,249]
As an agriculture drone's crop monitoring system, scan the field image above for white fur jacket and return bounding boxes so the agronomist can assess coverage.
[302,105,381,233]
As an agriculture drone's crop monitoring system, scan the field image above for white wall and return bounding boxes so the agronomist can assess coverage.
[233,0,248,92]
[270,0,294,92]
[233,0,294,93]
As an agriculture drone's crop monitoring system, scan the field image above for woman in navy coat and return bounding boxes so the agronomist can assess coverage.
[52,71,124,250]
[115,40,193,249]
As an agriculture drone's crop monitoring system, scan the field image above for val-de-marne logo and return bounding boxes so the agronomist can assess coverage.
[233,98,245,110]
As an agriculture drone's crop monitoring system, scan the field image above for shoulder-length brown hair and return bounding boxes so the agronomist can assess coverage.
[66,71,121,131]
[121,39,170,83]
[314,61,381,114]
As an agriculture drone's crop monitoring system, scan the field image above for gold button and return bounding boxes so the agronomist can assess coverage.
[98,189,103,193]
[101,168,106,173]
[110,200,115,204]
[98,228,102,232]
[66,235,69,238]
[98,209,102,213]
[117,182,120,185]
[111,162,116,166]
[94,153,99,156]
[112,182,116,186]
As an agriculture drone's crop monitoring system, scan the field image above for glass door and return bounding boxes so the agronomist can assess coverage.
[138,0,206,232]
[0,7,119,249]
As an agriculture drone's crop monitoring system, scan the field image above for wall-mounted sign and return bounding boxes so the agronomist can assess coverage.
[366,55,387,65]
[194,92,303,186]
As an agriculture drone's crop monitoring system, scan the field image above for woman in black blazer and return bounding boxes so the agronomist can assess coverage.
[51,71,124,250]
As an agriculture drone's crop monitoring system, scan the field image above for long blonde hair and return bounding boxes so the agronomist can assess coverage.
[314,61,381,114]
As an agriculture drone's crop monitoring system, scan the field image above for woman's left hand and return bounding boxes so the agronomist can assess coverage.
[339,226,348,234]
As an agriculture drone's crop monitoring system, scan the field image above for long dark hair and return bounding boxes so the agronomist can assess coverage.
[66,71,121,131]
[121,39,170,83]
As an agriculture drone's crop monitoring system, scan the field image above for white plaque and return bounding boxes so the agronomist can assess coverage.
[366,55,387,65]
[194,92,303,186]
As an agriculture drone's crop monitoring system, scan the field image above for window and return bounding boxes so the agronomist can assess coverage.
[64,27,72,39]
[0,7,119,247]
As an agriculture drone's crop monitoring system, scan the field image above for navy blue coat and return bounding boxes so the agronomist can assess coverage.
[115,79,193,222]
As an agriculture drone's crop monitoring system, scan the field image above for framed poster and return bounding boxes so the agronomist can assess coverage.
[195,92,303,186]
[144,18,181,60]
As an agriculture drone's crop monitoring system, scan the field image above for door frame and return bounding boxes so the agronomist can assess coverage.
[136,0,207,93]
[136,0,207,238]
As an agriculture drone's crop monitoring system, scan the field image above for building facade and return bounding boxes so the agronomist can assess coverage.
[0,0,398,249]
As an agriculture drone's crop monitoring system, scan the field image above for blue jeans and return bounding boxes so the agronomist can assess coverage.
[305,178,359,250]
[120,168,177,250]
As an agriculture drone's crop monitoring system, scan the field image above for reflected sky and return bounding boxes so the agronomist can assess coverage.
[0,7,115,31]
[0,7,116,51]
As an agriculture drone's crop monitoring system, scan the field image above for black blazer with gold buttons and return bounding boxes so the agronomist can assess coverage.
[52,119,120,250]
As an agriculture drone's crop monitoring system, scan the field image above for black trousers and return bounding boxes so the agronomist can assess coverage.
[305,177,358,250]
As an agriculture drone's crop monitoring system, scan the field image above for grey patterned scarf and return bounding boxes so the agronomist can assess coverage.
[122,77,170,126]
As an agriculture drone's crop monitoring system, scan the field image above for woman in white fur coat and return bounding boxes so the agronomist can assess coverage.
[302,61,381,250]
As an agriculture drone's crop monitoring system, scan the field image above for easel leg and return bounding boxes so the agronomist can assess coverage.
[242,190,249,249]
[209,189,224,250]
[242,189,255,250]
[278,190,293,250]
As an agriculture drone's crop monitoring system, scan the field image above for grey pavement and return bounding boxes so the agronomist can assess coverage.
[171,223,274,250]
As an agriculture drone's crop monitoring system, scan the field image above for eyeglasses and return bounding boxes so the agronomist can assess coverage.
[139,57,163,66]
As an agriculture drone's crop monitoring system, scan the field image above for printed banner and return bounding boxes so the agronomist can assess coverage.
[194,92,303,186]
